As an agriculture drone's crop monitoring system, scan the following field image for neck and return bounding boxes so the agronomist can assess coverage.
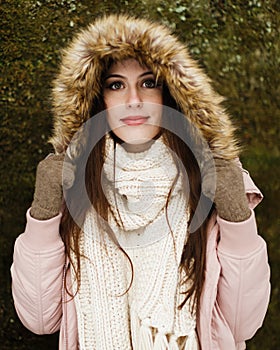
[121,139,155,153]
[110,131,162,153]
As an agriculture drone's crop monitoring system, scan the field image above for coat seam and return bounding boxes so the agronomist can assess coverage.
[62,262,68,349]
[217,242,264,260]
[36,254,44,334]
[233,259,243,338]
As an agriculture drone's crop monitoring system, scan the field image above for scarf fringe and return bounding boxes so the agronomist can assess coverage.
[184,331,199,350]
[139,322,154,350]
[169,335,180,350]
[138,324,198,350]
[153,332,169,350]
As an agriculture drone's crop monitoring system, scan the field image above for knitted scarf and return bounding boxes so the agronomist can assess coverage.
[71,137,198,349]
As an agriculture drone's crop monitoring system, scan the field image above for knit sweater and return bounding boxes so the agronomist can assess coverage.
[71,137,199,349]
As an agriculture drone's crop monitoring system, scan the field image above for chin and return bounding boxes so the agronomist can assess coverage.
[113,125,161,145]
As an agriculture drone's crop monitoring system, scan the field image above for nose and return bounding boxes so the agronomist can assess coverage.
[126,87,143,109]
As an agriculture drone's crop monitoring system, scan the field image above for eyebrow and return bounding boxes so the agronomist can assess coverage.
[104,71,154,80]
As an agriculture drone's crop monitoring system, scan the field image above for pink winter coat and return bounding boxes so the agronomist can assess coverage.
[11,168,270,349]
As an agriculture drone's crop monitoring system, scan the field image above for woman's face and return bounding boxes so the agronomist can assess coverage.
[103,59,163,145]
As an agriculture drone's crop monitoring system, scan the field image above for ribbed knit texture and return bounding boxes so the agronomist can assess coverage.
[71,137,198,349]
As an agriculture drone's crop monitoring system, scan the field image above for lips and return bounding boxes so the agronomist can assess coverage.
[120,116,149,126]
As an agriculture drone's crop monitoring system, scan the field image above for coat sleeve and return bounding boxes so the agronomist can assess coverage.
[11,209,65,335]
[216,167,271,342]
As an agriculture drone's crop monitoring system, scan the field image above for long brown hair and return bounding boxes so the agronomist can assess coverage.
[60,77,213,317]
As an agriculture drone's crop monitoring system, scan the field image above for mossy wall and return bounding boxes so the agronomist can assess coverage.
[1,0,279,348]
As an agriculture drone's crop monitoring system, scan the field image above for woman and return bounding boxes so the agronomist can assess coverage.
[11,15,270,349]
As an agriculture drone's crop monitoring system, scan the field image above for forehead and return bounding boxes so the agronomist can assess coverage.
[106,58,150,76]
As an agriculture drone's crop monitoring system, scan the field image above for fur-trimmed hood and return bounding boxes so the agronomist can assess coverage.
[50,14,238,159]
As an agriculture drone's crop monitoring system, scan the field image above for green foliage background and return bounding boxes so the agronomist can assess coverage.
[1,0,279,348]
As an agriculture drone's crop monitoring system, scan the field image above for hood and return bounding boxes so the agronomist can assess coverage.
[49,14,239,159]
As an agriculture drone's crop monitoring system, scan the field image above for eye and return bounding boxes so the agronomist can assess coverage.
[108,81,124,90]
[142,79,157,88]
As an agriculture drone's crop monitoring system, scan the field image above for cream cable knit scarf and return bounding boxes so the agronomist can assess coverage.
[71,137,198,350]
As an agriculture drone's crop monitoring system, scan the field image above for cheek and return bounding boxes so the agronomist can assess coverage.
[106,110,118,129]
[103,95,115,110]
[150,104,163,121]
[103,90,126,110]
[149,89,163,104]
[155,93,163,105]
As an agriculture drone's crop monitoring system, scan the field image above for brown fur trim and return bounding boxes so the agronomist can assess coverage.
[49,14,239,159]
